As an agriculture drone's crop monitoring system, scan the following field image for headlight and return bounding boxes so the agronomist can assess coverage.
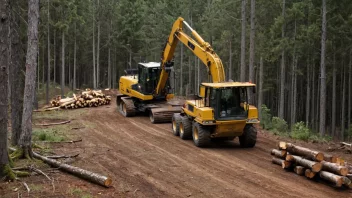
[202,120,216,124]
[247,118,260,123]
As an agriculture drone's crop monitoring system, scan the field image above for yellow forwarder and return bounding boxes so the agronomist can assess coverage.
[163,17,260,147]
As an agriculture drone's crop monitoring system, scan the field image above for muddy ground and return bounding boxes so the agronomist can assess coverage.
[1,96,352,198]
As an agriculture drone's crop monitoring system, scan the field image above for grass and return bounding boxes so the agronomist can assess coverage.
[69,187,93,198]
[33,108,87,120]
[32,128,66,142]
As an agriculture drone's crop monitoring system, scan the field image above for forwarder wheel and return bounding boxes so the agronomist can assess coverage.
[179,116,192,140]
[192,122,211,147]
[119,101,135,117]
[172,113,182,136]
[149,111,156,123]
[239,125,257,148]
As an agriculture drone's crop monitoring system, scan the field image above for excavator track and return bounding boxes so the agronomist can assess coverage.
[119,97,137,117]
[149,106,181,123]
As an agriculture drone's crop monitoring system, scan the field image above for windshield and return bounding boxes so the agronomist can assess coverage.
[217,87,247,119]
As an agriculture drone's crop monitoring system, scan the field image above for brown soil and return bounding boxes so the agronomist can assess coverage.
[2,97,352,198]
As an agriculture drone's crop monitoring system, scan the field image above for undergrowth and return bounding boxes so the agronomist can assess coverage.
[32,128,66,142]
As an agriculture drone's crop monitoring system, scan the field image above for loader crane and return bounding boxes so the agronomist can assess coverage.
[165,17,259,148]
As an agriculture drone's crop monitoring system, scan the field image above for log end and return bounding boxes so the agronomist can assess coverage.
[340,167,349,176]
[104,178,112,187]
[278,142,287,150]
[315,153,324,162]
[282,161,292,169]
[312,163,322,173]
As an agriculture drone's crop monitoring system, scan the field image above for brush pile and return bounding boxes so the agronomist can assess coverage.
[271,141,352,188]
[50,89,112,109]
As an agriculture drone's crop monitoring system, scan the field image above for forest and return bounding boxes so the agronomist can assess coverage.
[3,0,352,153]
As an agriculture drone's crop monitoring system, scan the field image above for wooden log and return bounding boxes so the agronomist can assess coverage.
[271,157,292,169]
[294,166,306,176]
[291,155,322,172]
[33,107,60,112]
[343,176,351,186]
[319,171,344,187]
[286,144,324,161]
[285,154,294,162]
[335,158,345,166]
[60,99,76,107]
[323,154,338,163]
[305,169,316,179]
[321,161,348,176]
[278,142,287,150]
[35,120,71,126]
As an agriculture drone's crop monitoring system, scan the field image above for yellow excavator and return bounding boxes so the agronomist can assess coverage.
[162,17,260,148]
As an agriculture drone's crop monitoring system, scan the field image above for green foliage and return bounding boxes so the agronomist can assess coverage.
[32,128,65,142]
[271,117,288,133]
[291,122,310,141]
[260,104,272,130]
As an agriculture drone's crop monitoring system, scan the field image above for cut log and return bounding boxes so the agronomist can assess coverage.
[291,155,322,172]
[341,142,352,147]
[343,176,351,186]
[271,157,291,169]
[285,154,294,162]
[323,154,337,163]
[319,171,344,187]
[321,161,348,176]
[271,149,287,158]
[286,144,324,161]
[278,141,287,150]
[335,157,345,166]
[305,169,316,179]
[294,166,306,176]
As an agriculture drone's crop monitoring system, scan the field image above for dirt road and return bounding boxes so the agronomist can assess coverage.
[66,102,351,198]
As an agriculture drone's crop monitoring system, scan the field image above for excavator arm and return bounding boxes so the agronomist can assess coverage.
[155,17,226,96]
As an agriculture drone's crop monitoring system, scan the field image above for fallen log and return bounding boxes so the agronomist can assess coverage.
[271,157,292,169]
[271,149,287,159]
[321,161,348,176]
[285,154,294,162]
[291,155,322,172]
[341,142,352,147]
[9,147,112,187]
[33,107,60,112]
[286,144,324,162]
[294,166,305,176]
[305,169,316,179]
[343,176,351,186]
[335,158,345,166]
[35,120,71,127]
[319,171,344,187]
[46,153,79,159]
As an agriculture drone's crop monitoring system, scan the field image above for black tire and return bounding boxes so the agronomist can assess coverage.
[192,122,211,147]
[179,116,192,140]
[172,113,182,136]
[239,125,257,148]
[119,100,135,117]
[149,111,156,123]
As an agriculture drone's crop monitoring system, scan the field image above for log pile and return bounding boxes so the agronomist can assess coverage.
[271,141,352,188]
[50,89,111,109]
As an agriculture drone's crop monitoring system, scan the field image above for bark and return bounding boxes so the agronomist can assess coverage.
[320,171,343,187]
[229,38,232,80]
[180,45,183,96]
[291,155,322,172]
[61,30,65,97]
[321,161,348,176]
[0,0,10,178]
[294,166,305,176]
[286,143,324,161]
[248,0,255,103]
[108,20,112,89]
[290,19,297,128]
[319,0,327,136]
[311,62,315,128]
[73,22,77,90]
[332,51,336,136]
[258,57,263,120]
[19,0,39,158]
[348,50,352,139]
[46,0,50,104]
[341,63,346,140]
[54,30,56,84]
[92,1,96,89]
[278,0,286,119]
[96,0,100,88]
[305,57,310,127]
[324,154,337,163]
[270,149,287,158]
[240,0,246,82]
[9,0,24,146]
[271,157,291,169]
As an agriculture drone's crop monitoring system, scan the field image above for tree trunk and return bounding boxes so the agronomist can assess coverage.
[61,30,65,97]
[108,20,112,89]
[188,56,191,95]
[291,155,322,172]
[73,22,77,90]
[46,0,50,104]
[278,0,286,119]
[348,50,352,140]
[240,0,246,82]
[270,149,287,158]
[0,0,11,178]
[92,1,96,89]
[311,62,315,129]
[248,0,255,103]
[9,0,24,146]
[321,161,348,176]
[258,56,263,120]
[180,45,183,96]
[229,38,232,80]
[319,0,327,136]
[341,62,346,140]
[54,30,56,85]
[19,0,39,158]
[286,143,324,161]
[305,57,310,127]
[96,0,100,88]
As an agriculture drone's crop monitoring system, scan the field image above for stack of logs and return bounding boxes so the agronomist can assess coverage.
[50,90,112,109]
[271,142,352,188]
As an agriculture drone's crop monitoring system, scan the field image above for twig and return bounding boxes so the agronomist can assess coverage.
[46,153,79,159]
[22,182,30,194]
[36,139,82,144]
[33,107,60,112]
[12,167,28,171]
[35,120,71,126]
[28,165,55,192]
[341,142,352,147]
